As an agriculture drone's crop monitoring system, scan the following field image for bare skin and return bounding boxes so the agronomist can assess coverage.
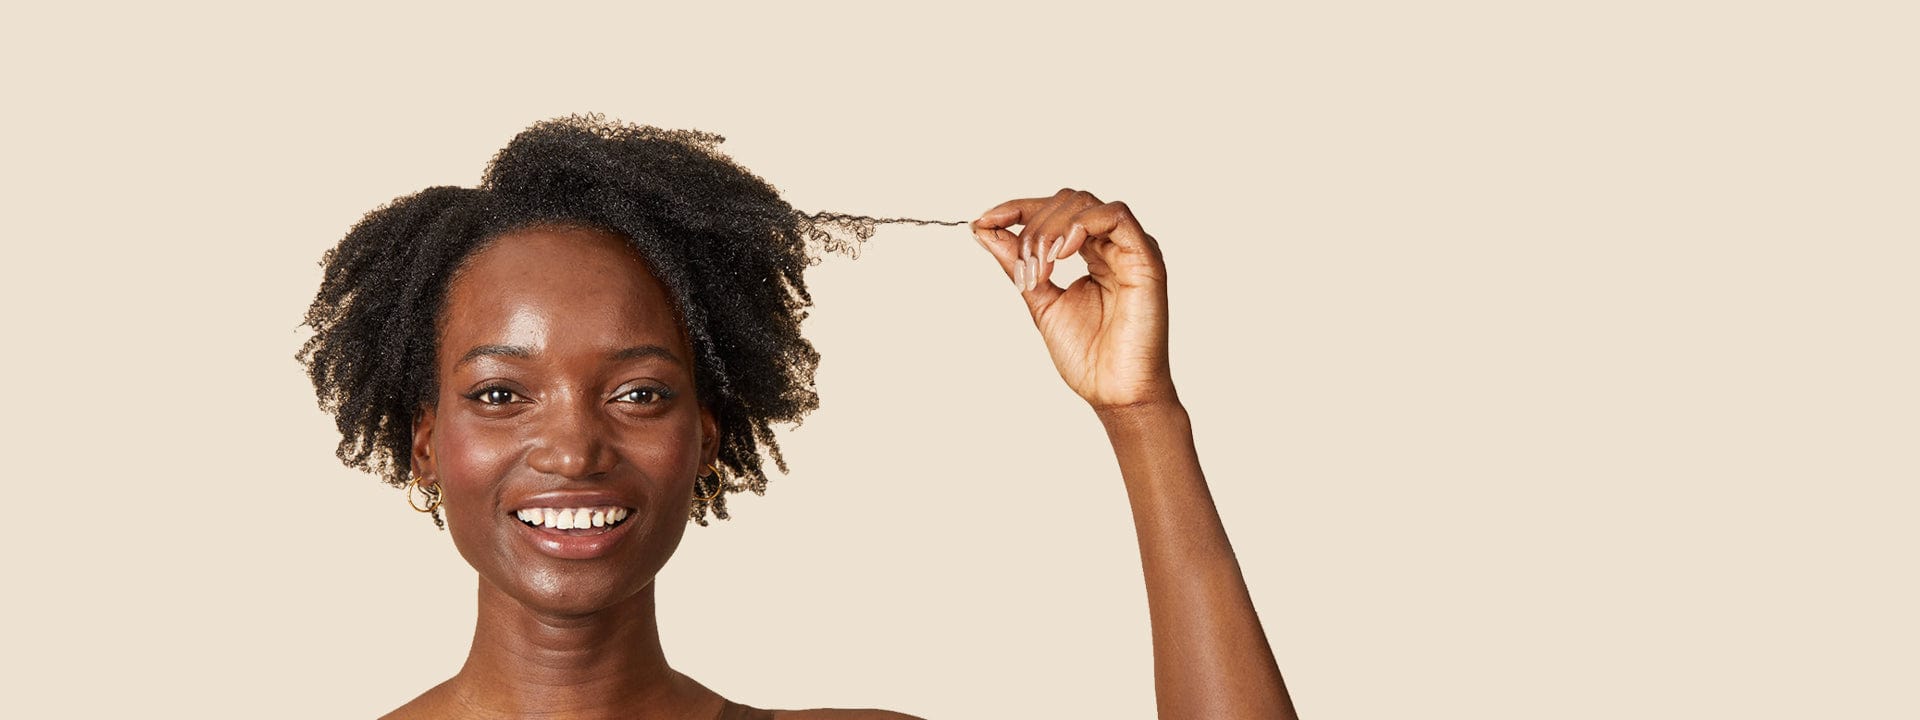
[387,188,1294,718]
[973,190,1297,719]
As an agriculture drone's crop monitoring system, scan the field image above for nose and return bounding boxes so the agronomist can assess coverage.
[525,396,618,480]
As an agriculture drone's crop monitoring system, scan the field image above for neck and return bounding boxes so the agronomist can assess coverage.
[440,578,716,720]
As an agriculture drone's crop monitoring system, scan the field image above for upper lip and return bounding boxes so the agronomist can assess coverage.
[505,490,637,513]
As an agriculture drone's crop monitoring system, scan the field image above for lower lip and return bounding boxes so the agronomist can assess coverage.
[513,515,636,560]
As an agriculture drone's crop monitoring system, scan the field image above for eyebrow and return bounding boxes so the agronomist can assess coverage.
[453,343,683,368]
[609,345,681,365]
[456,344,533,368]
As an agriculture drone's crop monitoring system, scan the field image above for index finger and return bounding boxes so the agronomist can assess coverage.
[1051,201,1160,261]
[970,196,1056,232]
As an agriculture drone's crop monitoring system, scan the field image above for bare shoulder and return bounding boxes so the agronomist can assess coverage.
[772,710,925,720]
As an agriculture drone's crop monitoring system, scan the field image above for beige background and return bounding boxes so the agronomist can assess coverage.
[2,2,1914,718]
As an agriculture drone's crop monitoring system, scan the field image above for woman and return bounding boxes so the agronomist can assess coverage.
[301,115,1295,719]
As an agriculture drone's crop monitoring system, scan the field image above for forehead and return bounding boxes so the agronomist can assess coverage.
[438,226,687,354]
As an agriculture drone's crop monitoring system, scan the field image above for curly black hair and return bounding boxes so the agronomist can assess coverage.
[299,114,958,526]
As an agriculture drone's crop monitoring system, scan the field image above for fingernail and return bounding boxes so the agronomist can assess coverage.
[1040,237,1055,265]
[1013,259,1026,288]
[1059,225,1083,260]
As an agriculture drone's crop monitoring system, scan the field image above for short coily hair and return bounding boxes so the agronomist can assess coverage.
[300,114,879,525]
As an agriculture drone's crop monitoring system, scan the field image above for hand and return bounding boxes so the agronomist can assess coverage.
[971,189,1176,411]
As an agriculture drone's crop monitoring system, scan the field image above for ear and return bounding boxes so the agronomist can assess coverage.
[411,404,439,483]
[699,405,719,468]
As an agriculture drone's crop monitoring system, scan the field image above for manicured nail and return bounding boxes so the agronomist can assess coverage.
[1040,238,1055,266]
[1037,241,1053,288]
[1013,259,1026,288]
[1059,225,1084,260]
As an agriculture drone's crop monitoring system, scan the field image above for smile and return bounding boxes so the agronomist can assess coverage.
[512,506,632,535]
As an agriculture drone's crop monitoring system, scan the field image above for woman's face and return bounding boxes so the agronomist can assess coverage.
[412,225,714,615]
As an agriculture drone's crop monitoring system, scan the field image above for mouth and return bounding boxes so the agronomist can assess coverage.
[511,506,634,536]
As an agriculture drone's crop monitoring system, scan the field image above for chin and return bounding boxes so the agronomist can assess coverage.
[453,507,688,617]
[501,565,658,618]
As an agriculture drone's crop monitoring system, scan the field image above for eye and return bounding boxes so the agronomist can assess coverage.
[466,387,521,405]
[614,385,673,405]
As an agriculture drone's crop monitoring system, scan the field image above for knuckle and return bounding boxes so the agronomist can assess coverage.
[1054,187,1078,198]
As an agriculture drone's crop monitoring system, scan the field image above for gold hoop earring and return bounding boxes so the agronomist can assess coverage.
[407,476,443,513]
[694,463,723,502]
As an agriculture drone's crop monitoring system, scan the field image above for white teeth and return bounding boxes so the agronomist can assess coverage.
[516,506,631,528]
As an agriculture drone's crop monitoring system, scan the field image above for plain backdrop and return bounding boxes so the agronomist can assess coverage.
[1,2,1914,718]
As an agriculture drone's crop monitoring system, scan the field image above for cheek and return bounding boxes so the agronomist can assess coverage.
[431,412,535,580]
[619,416,703,475]
[433,413,519,504]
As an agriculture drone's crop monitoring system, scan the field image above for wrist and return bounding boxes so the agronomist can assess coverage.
[1094,398,1191,435]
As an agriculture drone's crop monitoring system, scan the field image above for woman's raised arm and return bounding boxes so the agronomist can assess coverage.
[971,190,1297,719]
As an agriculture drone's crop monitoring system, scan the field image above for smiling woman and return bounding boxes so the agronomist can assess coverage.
[301,117,823,533]
[299,115,1294,719]
[425,227,711,612]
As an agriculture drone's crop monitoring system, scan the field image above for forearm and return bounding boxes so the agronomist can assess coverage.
[1098,401,1296,720]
